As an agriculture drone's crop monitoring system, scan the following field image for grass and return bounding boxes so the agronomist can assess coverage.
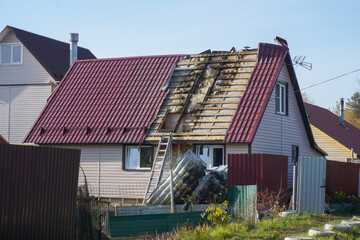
[157,212,360,239]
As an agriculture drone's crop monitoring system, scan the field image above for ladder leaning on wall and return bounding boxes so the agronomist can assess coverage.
[142,134,173,205]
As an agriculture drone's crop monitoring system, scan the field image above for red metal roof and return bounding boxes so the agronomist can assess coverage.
[0,134,8,144]
[24,55,184,144]
[225,43,288,143]
[305,102,360,154]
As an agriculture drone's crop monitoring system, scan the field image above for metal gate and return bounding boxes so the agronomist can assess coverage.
[295,156,326,214]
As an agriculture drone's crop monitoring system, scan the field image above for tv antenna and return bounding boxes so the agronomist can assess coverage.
[293,56,312,71]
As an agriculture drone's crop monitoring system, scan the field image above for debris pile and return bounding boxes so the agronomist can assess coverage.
[146,150,228,206]
[146,150,206,205]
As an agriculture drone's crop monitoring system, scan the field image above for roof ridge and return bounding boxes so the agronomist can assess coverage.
[74,54,186,63]
[8,25,91,50]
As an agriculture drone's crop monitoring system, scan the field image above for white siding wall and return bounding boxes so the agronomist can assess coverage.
[0,31,53,143]
[252,64,322,186]
[55,144,151,200]
[225,143,249,163]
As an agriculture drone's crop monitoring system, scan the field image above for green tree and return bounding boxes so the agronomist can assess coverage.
[332,97,360,130]
[348,91,360,118]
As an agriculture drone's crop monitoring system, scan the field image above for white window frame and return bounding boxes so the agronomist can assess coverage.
[276,83,287,115]
[196,145,225,170]
[0,43,23,65]
[125,145,152,170]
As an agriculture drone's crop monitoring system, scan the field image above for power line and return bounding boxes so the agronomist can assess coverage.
[300,68,360,91]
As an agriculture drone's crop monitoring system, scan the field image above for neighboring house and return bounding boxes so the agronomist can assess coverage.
[24,37,324,200]
[0,25,96,144]
[0,133,8,144]
[305,102,360,162]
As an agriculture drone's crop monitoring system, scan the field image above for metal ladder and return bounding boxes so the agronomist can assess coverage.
[142,134,173,205]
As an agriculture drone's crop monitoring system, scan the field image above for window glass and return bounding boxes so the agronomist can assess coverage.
[213,148,223,167]
[1,45,11,63]
[276,83,287,114]
[140,147,152,168]
[275,84,280,112]
[280,85,285,113]
[198,146,211,168]
[126,147,139,169]
[197,145,224,169]
[12,46,21,63]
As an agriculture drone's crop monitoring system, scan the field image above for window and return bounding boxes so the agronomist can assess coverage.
[1,44,22,64]
[125,146,153,170]
[196,145,224,169]
[292,145,299,163]
[275,83,288,115]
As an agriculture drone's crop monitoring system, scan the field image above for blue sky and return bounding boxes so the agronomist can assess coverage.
[1,0,359,109]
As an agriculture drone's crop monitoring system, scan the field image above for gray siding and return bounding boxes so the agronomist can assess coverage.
[0,31,53,143]
[56,144,151,199]
[252,64,322,186]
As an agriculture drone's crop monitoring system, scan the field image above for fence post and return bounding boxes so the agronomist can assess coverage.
[358,167,360,198]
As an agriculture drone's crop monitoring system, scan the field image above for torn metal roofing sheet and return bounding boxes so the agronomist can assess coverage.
[24,55,184,144]
[224,43,288,143]
[305,102,360,154]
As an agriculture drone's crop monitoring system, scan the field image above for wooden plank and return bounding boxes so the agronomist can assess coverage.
[177,58,257,65]
[199,106,237,110]
[217,75,250,80]
[173,136,224,141]
[207,94,243,98]
[192,125,230,129]
[211,65,254,71]
[148,132,227,136]
[165,95,185,100]
[188,50,257,58]
[188,119,232,123]
[217,87,246,92]
[171,89,189,94]
[162,102,184,106]
[168,84,192,89]
[191,112,234,116]
[200,100,240,104]
[221,82,248,86]
[174,67,204,71]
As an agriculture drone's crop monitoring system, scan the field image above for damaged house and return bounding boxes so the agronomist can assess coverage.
[24,37,324,201]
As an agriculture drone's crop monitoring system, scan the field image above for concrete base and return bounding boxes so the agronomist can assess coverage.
[308,229,336,237]
[341,220,360,228]
[324,223,353,232]
[279,210,297,217]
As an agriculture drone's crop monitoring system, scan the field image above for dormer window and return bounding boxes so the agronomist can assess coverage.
[1,44,22,64]
[275,83,288,115]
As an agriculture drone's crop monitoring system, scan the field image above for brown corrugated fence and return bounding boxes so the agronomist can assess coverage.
[228,153,288,191]
[326,160,359,196]
[0,144,80,240]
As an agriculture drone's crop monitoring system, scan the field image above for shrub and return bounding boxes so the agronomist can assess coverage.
[257,188,287,219]
[201,201,231,225]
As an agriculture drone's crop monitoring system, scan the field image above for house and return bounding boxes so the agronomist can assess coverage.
[305,102,360,162]
[0,133,8,144]
[24,37,324,201]
[0,25,96,144]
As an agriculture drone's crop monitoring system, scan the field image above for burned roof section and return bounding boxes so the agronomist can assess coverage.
[146,48,258,142]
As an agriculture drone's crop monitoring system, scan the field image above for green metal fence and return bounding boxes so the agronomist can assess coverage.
[228,185,257,220]
[109,211,205,237]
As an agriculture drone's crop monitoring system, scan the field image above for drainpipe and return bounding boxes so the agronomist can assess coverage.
[69,33,79,66]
